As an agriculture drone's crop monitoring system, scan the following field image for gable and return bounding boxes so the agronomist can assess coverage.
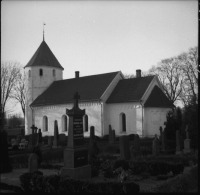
[106,76,155,103]
[144,85,174,108]
[30,71,120,107]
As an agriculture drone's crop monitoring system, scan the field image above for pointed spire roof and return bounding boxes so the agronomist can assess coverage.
[24,40,64,70]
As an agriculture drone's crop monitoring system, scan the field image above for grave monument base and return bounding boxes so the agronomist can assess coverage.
[183,148,194,154]
[60,164,91,179]
[52,145,62,149]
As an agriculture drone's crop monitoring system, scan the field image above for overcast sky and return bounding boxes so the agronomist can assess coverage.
[1,0,198,116]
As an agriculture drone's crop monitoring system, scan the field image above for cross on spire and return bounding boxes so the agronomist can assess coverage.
[43,22,46,41]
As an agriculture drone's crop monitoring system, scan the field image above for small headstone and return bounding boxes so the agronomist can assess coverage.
[119,135,131,160]
[152,134,160,156]
[109,125,112,143]
[89,126,95,145]
[28,153,39,172]
[161,128,166,151]
[183,125,193,153]
[133,134,140,157]
[53,120,59,148]
[112,130,115,142]
[37,129,42,146]
[176,130,181,154]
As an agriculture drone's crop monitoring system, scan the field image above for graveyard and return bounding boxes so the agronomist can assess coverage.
[1,93,198,193]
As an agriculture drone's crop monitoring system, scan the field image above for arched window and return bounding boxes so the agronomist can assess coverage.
[28,70,31,77]
[39,69,43,76]
[62,115,68,132]
[120,113,126,132]
[43,116,48,132]
[83,115,88,132]
[53,69,56,77]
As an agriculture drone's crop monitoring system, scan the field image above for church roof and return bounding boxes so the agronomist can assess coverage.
[106,76,155,103]
[30,71,120,107]
[144,85,174,108]
[24,40,64,70]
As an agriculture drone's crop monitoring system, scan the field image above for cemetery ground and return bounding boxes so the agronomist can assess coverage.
[1,135,198,193]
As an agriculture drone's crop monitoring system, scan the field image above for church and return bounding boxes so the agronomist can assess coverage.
[24,38,174,138]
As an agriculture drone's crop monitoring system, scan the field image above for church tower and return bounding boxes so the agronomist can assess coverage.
[24,37,64,135]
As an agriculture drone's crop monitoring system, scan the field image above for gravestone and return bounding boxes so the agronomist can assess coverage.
[89,126,95,145]
[112,129,115,142]
[109,125,112,143]
[59,134,67,142]
[53,120,61,149]
[119,135,131,160]
[176,130,181,155]
[61,92,91,179]
[37,129,42,146]
[161,127,166,151]
[28,153,39,172]
[133,134,140,157]
[183,125,193,153]
[152,134,160,156]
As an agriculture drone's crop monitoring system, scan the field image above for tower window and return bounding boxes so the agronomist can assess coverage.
[39,69,43,76]
[28,70,31,77]
[53,69,56,77]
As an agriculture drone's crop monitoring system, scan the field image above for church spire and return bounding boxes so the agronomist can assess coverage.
[43,22,46,41]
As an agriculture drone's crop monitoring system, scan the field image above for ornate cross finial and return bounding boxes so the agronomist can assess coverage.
[74,92,80,108]
[43,22,46,41]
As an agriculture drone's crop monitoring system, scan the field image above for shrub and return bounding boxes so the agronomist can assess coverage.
[19,172,140,193]
[113,160,130,171]
[20,171,43,193]
[0,182,24,193]
[99,160,114,178]
[149,165,198,193]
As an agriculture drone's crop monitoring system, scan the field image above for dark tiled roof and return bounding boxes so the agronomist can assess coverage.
[30,71,120,107]
[106,76,155,103]
[144,85,174,108]
[24,41,64,70]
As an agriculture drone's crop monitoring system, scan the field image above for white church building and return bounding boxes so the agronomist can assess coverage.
[24,39,174,137]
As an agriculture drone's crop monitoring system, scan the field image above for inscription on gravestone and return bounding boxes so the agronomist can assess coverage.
[73,116,84,146]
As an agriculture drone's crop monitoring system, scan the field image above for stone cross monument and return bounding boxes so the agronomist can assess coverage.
[60,92,91,179]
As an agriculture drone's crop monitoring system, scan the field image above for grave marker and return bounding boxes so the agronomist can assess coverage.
[175,130,181,155]
[183,125,193,153]
[152,134,160,156]
[37,129,42,146]
[89,126,95,145]
[133,134,140,157]
[61,92,91,179]
[119,135,131,160]
[28,153,39,172]
[53,120,60,148]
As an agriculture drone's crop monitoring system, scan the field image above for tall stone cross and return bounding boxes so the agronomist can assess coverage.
[74,92,80,108]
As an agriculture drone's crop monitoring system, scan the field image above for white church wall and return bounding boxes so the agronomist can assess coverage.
[144,107,172,137]
[105,102,143,136]
[33,101,102,137]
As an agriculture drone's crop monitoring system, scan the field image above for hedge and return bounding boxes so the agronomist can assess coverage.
[148,164,198,193]
[19,171,140,193]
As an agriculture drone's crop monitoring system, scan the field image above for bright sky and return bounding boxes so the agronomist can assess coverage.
[1,0,198,117]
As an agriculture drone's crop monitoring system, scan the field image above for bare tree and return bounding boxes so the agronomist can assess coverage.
[10,71,26,117]
[177,47,198,106]
[1,61,21,114]
[148,57,184,104]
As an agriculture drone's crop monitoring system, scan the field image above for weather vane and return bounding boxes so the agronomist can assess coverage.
[43,22,46,41]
